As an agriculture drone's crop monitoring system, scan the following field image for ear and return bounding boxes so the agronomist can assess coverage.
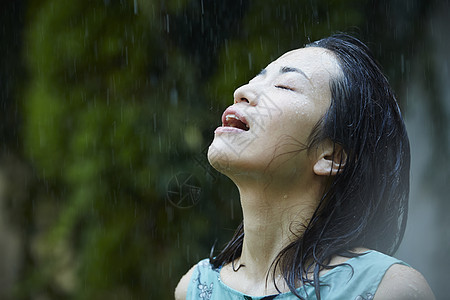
[313,141,347,176]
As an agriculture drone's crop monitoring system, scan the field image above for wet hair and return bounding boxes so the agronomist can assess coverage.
[210,34,410,299]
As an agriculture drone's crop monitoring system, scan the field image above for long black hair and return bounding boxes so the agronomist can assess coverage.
[210,34,410,299]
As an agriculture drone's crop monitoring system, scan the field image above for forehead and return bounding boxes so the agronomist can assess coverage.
[267,47,341,83]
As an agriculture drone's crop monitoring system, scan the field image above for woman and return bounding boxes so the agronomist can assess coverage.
[175,34,434,299]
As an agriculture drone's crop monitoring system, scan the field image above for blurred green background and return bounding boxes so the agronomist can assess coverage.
[0,0,449,299]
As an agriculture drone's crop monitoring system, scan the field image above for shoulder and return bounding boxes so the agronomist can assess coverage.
[174,264,197,300]
[374,264,435,300]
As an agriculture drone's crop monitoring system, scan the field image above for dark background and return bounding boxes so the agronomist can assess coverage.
[0,0,449,299]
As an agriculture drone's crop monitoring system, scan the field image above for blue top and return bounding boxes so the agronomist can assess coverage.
[186,250,407,299]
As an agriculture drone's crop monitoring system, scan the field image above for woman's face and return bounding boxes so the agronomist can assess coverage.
[208,47,340,180]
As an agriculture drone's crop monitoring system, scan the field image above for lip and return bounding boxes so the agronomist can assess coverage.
[220,106,250,130]
[214,126,246,134]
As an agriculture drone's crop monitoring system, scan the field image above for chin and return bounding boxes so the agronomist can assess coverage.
[207,140,233,173]
[207,139,266,178]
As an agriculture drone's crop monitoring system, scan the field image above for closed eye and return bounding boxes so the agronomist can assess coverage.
[275,85,294,91]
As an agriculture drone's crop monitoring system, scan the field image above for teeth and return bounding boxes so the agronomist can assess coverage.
[225,114,249,129]
[225,114,239,121]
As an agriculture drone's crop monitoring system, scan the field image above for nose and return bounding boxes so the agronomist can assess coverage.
[233,83,258,105]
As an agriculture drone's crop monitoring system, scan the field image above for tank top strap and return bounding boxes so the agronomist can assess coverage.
[314,250,408,300]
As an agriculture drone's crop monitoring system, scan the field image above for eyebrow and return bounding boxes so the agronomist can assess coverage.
[280,66,309,80]
[256,67,309,80]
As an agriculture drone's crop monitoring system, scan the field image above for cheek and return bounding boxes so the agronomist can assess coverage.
[290,99,312,119]
[280,101,319,136]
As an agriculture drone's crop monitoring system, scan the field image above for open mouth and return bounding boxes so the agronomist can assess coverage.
[223,114,249,131]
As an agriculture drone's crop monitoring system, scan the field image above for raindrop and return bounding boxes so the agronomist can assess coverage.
[158,134,162,152]
[225,39,229,58]
[401,54,405,74]
[94,41,98,60]
[170,87,178,106]
[166,14,170,33]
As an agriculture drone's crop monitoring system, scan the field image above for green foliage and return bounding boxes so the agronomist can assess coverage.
[22,0,213,298]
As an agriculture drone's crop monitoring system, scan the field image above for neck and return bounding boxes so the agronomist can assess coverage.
[232,173,324,285]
